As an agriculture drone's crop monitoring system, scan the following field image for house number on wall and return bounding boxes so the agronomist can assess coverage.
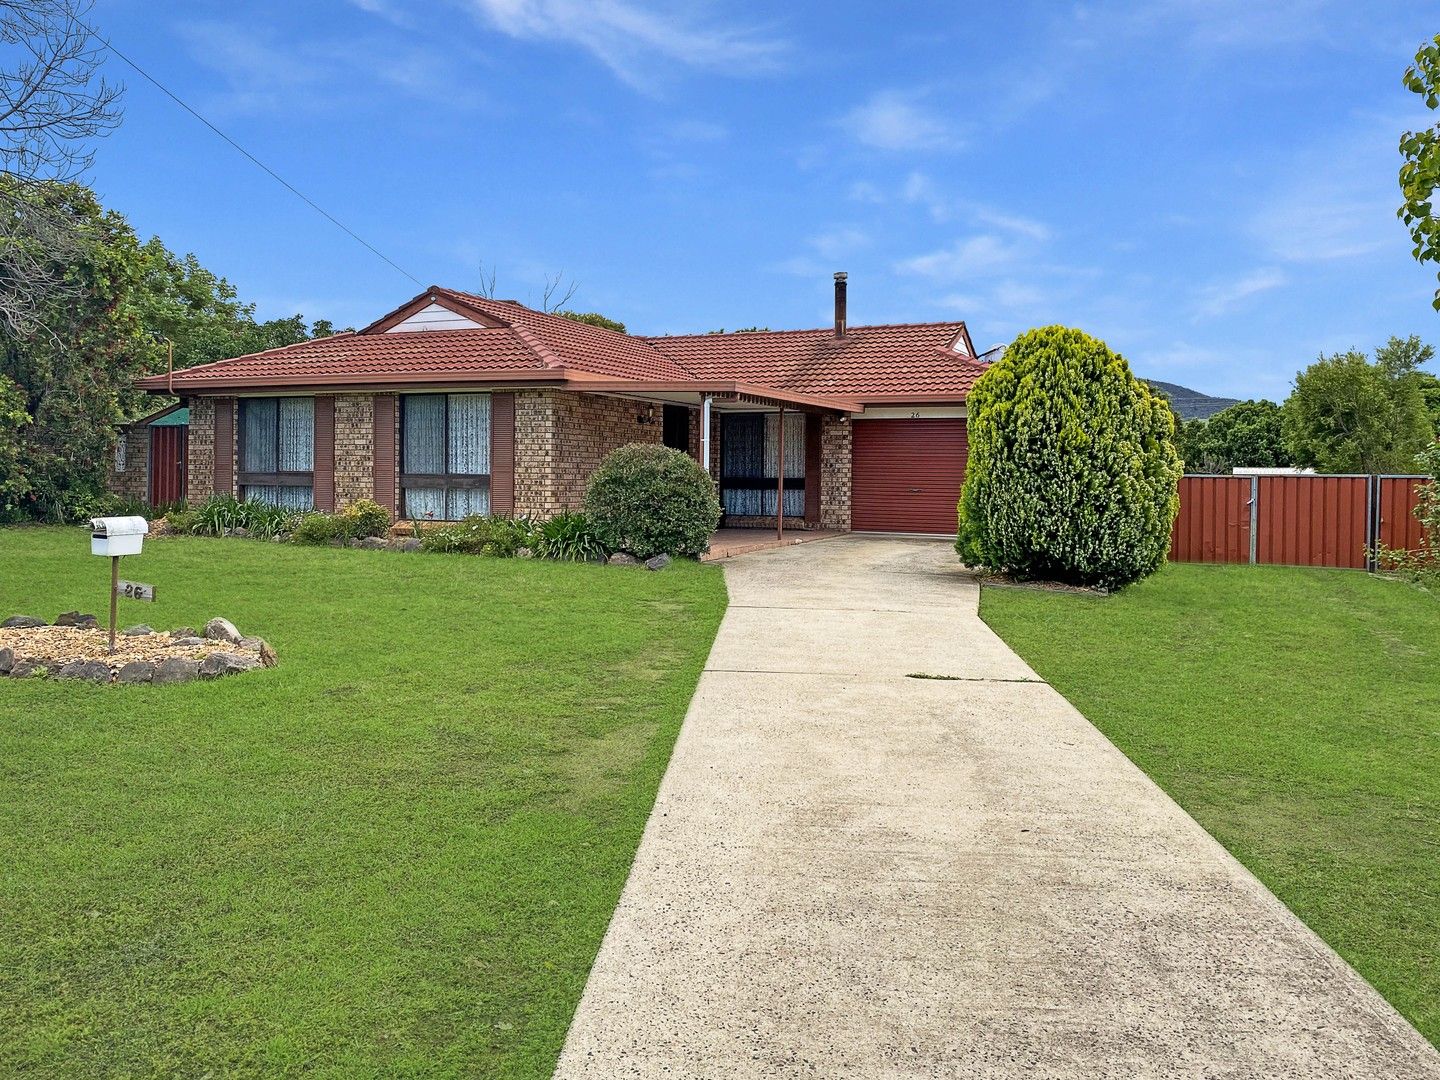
[116,580,156,602]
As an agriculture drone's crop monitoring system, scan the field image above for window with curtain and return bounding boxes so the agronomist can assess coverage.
[720,412,805,518]
[238,397,314,509]
[401,393,492,520]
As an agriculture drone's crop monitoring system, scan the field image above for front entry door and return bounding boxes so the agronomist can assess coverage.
[149,425,188,506]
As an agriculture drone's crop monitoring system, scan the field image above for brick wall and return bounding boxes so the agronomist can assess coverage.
[820,414,852,531]
[514,390,664,515]
[186,397,217,505]
[105,426,150,503]
[333,393,375,509]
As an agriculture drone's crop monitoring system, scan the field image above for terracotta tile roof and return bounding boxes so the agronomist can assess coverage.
[643,323,985,399]
[136,328,546,390]
[142,284,982,402]
[431,288,694,381]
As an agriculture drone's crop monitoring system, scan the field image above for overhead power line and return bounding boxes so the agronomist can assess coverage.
[89,26,422,286]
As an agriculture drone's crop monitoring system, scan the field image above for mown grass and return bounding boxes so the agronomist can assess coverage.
[0,527,726,1078]
[980,564,1440,1045]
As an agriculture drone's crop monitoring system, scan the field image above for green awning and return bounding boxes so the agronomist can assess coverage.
[150,407,189,427]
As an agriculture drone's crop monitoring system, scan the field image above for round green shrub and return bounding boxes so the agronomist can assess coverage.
[338,498,391,539]
[957,326,1181,589]
[584,444,720,559]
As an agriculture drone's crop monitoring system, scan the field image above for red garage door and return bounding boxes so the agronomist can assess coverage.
[851,418,967,534]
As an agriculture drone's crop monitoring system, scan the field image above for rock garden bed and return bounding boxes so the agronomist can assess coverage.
[0,614,276,684]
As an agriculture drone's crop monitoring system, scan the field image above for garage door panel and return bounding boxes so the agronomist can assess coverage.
[851,418,967,534]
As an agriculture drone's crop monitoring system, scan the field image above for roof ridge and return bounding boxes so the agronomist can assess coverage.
[646,319,967,342]
[509,323,566,369]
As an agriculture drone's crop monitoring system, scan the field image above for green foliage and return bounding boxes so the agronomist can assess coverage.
[554,310,626,333]
[71,492,183,523]
[1177,400,1290,473]
[0,179,340,523]
[339,498,391,539]
[1400,34,1440,310]
[533,512,609,562]
[584,444,721,559]
[162,507,201,535]
[290,513,342,546]
[1417,370,1440,436]
[957,326,1182,589]
[419,515,538,557]
[187,494,301,540]
[1281,337,1434,472]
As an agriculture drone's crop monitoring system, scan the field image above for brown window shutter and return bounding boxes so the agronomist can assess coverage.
[804,413,822,523]
[213,397,234,496]
[373,394,397,513]
[313,396,336,511]
[490,392,515,516]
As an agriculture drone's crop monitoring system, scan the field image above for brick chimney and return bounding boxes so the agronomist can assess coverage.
[833,271,847,338]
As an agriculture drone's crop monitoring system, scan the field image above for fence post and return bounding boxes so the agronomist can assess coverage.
[1365,474,1377,573]
[1248,474,1258,565]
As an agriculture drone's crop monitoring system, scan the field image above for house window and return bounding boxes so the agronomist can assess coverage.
[238,397,315,510]
[114,436,127,473]
[720,412,805,518]
[401,393,491,520]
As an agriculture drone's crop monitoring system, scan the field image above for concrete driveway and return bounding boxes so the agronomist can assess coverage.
[555,536,1440,1078]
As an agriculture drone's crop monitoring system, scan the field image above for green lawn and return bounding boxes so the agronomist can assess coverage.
[981,564,1440,1045]
[0,527,726,1078]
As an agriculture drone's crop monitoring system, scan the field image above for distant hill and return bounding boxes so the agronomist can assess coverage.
[1143,380,1241,421]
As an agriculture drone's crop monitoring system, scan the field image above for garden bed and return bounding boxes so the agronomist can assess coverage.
[0,615,275,683]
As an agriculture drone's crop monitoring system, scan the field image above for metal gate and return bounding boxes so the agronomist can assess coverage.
[1170,474,1430,569]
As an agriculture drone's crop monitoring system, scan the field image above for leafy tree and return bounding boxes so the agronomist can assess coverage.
[1282,336,1434,472]
[0,179,337,520]
[1416,369,1440,436]
[554,310,626,334]
[957,326,1181,589]
[1401,35,1440,310]
[1177,400,1290,473]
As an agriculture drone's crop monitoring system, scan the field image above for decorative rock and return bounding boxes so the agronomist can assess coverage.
[123,624,154,637]
[153,657,200,684]
[359,536,388,550]
[169,636,205,647]
[2,615,46,629]
[57,659,111,683]
[608,553,642,566]
[231,526,249,538]
[644,554,672,571]
[55,611,100,629]
[199,652,260,679]
[9,659,45,678]
[398,537,422,552]
[170,627,198,639]
[516,546,535,559]
[0,647,11,675]
[116,660,155,685]
[203,617,243,644]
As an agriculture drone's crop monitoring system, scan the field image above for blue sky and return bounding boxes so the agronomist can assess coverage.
[90,0,1439,398]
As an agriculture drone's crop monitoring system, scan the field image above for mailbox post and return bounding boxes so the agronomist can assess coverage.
[90,516,148,654]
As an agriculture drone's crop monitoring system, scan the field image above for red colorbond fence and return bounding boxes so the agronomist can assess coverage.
[1170,473,1431,569]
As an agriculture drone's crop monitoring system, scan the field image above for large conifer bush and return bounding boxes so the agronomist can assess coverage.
[957,326,1181,588]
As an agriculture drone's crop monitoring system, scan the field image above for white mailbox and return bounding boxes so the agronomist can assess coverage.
[90,516,149,557]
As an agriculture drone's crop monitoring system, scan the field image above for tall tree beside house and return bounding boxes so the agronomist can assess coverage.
[1400,34,1440,310]
[1177,400,1291,473]
[957,326,1181,589]
[0,179,336,521]
[1281,337,1434,473]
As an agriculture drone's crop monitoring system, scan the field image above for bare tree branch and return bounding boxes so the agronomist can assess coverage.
[0,0,122,181]
[475,259,497,299]
[540,270,577,313]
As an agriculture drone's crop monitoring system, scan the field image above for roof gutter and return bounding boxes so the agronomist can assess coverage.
[136,367,575,394]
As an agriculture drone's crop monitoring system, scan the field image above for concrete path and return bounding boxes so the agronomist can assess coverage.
[555,536,1440,1078]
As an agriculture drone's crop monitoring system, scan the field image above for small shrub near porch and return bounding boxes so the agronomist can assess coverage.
[585,444,721,559]
[958,326,1182,589]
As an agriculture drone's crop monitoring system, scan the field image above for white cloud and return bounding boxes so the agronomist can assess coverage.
[840,90,959,152]
[1193,267,1287,319]
[972,207,1051,242]
[460,0,786,88]
[896,234,1021,278]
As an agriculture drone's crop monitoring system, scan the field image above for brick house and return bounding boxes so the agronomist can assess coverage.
[126,276,985,535]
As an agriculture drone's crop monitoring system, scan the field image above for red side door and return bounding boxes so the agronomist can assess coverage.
[149,426,188,506]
